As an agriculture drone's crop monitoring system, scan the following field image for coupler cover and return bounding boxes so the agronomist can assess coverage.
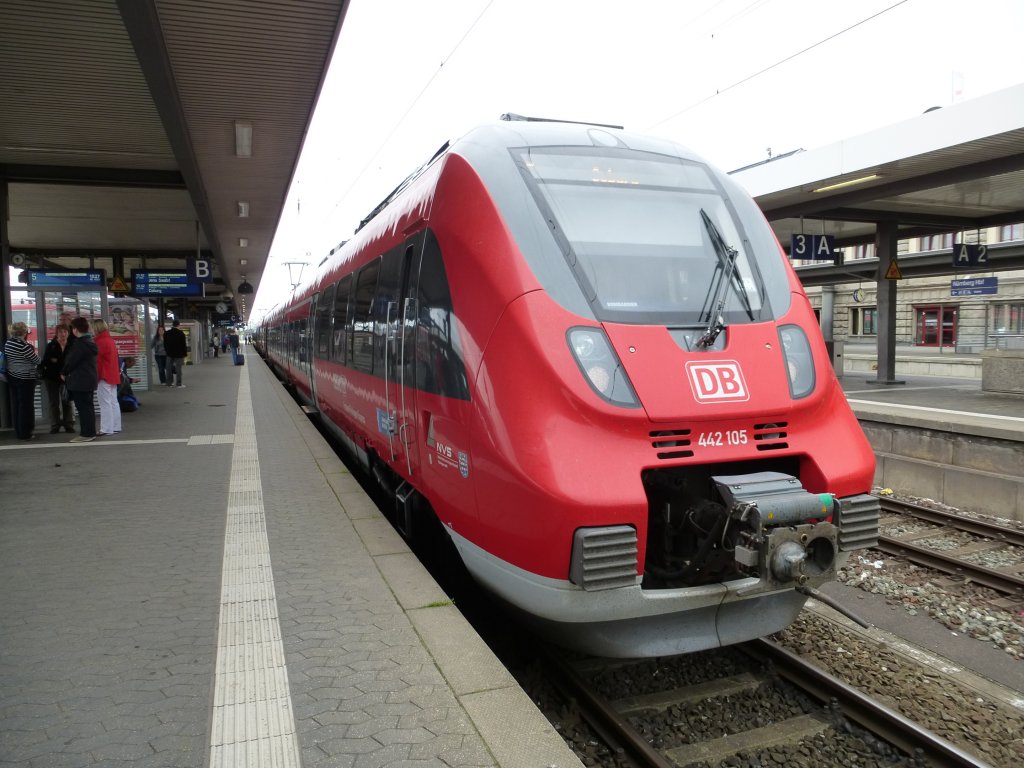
[713,471,839,587]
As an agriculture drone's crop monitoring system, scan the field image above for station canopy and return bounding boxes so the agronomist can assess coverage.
[2,4,1022,313]
[0,0,348,318]
[731,82,1024,285]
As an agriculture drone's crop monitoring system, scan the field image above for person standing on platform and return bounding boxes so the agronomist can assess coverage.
[152,325,168,385]
[163,319,188,387]
[41,324,75,433]
[228,330,241,364]
[62,317,99,443]
[4,322,42,440]
[92,319,121,436]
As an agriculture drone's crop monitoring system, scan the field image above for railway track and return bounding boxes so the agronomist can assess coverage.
[537,641,991,768]
[876,496,1024,598]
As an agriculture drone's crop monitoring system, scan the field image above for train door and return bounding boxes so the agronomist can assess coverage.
[385,232,425,480]
[309,283,335,411]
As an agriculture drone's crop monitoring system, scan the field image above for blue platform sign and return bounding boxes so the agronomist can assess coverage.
[187,256,213,283]
[27,269,105,288]
[951,276,997,296]
[131,270,203,297]
[790,234,837,261]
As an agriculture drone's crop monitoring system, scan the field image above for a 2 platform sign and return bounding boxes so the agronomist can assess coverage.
[951,243,988,269]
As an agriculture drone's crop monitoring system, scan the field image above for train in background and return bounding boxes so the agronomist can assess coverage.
[256,117,880,657]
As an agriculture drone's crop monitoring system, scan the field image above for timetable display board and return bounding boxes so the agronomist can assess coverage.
[27,269,106,289]
[131,270,203,297]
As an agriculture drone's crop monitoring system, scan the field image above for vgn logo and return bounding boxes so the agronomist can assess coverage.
[685,360,749,403]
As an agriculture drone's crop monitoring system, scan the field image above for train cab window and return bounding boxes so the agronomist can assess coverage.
[351,259,380,373]
[511,146,785,327]
[314,284,335,359]
[332,274,352,364]
[415,231,469,400]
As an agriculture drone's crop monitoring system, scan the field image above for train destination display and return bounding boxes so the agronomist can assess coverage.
[27,269,106,289]
[131,270,203,297]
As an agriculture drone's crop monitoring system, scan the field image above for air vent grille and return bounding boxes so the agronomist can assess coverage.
[836,493,880,550]
[569,526,639,591]
[650,429,693,460]
[753,422,789,451]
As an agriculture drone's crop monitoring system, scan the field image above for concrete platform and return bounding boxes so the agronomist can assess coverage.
[0,350,582,768]
[839,372,1024,521]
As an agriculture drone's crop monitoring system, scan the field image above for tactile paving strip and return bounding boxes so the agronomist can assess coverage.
[209,365,300,768]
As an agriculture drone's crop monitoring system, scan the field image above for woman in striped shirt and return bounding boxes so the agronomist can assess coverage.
[4,322,42,440]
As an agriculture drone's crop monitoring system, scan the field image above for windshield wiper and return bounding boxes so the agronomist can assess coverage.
[696,209,752,349]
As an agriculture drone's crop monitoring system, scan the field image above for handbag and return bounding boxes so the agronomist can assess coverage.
[0,350,7,383]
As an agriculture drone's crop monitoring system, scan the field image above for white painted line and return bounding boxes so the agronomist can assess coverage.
[0,436,235,451]
[847,398,1024,423]
[0,438,190,451]
[209,363,300,767]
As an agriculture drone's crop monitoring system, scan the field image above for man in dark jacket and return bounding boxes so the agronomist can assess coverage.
[162,319,189,387]
[62,317,99,442]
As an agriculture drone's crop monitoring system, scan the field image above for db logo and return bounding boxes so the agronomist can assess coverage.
[685,361,749,403]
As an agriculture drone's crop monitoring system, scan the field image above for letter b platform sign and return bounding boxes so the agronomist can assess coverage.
[188,257,213,283]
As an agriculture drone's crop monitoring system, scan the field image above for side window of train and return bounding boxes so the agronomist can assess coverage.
[373,247,404,375]
[297,317,308,363]
[415,231,470,400]
[351,259,380,373]
[314,284,335,360]
[332,274,351,365]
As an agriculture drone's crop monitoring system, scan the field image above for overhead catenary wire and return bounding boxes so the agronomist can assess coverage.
[330,0,497,220]
[648,0,911,129]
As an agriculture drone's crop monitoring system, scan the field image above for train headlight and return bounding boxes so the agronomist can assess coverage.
[567,327,639,408]
[778,325,815,399]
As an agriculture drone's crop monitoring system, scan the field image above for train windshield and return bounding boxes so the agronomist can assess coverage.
[512,145,776,326]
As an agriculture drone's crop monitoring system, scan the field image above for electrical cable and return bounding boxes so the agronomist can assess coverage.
[331,0,496,218]
[648,0,911,129]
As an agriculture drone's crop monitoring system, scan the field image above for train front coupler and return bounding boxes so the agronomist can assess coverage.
[713,471,839,589]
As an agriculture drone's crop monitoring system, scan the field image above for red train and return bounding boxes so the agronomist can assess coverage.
[257,117,880,657]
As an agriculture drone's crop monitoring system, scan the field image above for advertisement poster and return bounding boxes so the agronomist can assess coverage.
[108,298,142,361]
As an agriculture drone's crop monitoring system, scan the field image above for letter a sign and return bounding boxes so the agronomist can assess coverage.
[685,361,750,403]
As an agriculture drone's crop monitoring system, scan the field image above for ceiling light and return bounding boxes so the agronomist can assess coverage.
[238,237,249,247]
[239,259,248,266]
[234,121,253,158]
[237,200,250,217]
[812,174,880,193]
[237,277,254,295]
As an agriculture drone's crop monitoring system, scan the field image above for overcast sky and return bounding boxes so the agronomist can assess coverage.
[255,0,1024,318]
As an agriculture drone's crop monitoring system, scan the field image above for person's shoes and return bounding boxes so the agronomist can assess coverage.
[70,436,96,443]
[176,384,186,388]
[64,426,75,433]
[19,435,36,441]
[50,426,61,434]
[97,432,111,436]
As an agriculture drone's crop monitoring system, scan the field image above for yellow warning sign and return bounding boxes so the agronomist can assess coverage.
[884,259,903,280]
[109,275,130,293]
